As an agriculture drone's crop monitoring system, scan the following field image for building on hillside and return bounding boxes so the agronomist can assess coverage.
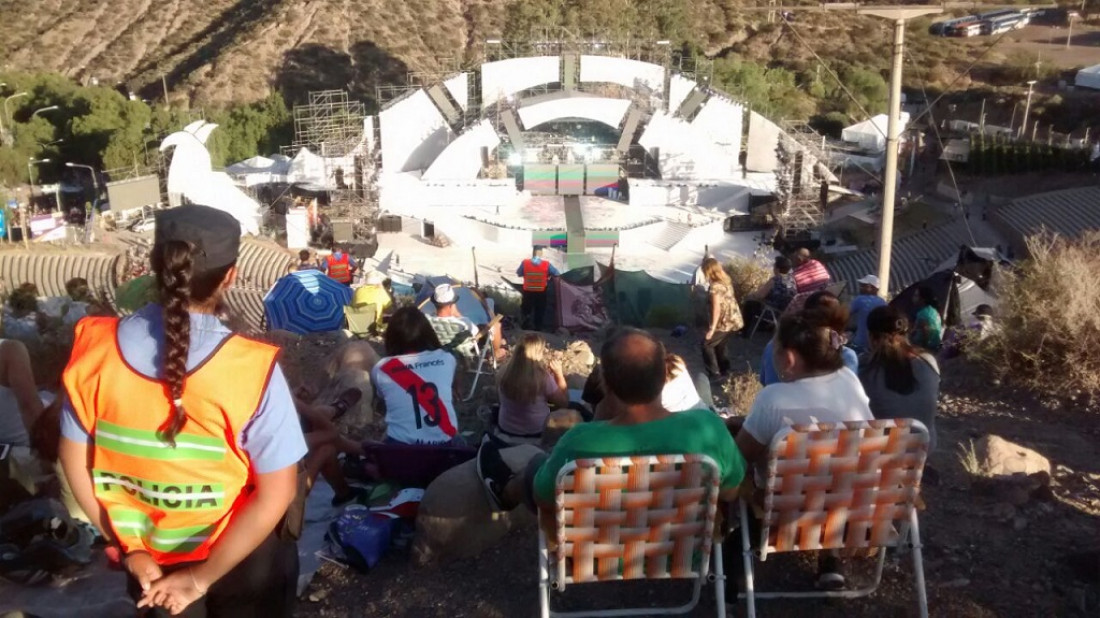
[990,186,1100,257]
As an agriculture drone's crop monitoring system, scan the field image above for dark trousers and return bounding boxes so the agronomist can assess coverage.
[521,290,548,331]
[702,330,733,377]
[129,533,299,618]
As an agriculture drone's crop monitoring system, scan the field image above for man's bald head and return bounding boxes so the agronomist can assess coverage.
[794,247,811,265]
[599,328,666,405]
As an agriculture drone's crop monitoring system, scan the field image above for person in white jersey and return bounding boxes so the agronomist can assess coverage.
[370,307,460,445]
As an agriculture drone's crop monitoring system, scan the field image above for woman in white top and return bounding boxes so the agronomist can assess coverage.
[661,354,707,412]
[493,333,568,444]
[370,307,460,445]
[734,306,872,590]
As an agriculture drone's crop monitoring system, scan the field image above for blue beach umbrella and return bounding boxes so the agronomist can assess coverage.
[263,270,352,334]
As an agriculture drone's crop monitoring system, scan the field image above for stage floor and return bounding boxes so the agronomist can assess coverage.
[462,195,661,230]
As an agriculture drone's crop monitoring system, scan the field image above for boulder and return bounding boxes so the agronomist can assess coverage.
[319,368,374,433]
[412,444,541,566]
[566,340,595,369]
[326,340,380,376]
[974,435,1051,478]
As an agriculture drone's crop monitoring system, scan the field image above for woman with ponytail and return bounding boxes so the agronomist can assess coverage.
[859,305,941,449]
[59,205,306,617]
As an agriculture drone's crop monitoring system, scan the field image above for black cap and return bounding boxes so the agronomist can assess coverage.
[154,205,241,271]
[972,304,994,318]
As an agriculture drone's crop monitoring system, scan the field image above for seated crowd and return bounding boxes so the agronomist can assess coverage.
[0,232,952,614]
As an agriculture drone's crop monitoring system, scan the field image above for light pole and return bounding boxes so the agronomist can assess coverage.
[66,162,100,208]
[37,138,64,150]
[858,6,943,299]
[1020,80,1037,140]
[1,92,28,146]
[31,105,59,118]
[26,158,51,248]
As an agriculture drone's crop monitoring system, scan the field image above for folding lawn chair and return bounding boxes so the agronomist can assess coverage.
[748,303,782,338]
[539,454,727,618]
[428,314,502,401]
[737,419,931,618]
[344,303,378,339]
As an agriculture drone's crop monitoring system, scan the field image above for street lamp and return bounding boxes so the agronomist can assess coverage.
[31,105,59,118]
[37,138,64,150]
[66,162,100,208]
[1020,80,1037,140]
[1,92,28,146]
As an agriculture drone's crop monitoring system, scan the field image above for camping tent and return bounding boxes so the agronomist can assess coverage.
[416,276,493,325]
[841,113,911,152]
[1076,64,1100,90]
[889,246,1005,328]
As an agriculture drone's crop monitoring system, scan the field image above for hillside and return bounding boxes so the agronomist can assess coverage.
[0,1,1094,117]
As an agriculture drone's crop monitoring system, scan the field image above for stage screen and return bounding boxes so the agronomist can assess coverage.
[585,164,619,196]
[524,164,557,195]
[558,165,584,195]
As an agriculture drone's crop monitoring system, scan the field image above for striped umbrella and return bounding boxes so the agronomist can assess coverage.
[263,270,352,334]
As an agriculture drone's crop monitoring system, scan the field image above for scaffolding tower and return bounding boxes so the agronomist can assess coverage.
[289,90,377,237]
[772,134,826,237]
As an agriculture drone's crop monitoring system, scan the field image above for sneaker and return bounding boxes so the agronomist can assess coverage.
[475,441,513,511]
[815,554,846,590]
[329,388,363,420]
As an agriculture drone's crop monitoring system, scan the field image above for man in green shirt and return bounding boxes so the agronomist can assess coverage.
[477,328,746,517]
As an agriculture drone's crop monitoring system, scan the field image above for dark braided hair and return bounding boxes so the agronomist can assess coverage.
[150,240,234,445]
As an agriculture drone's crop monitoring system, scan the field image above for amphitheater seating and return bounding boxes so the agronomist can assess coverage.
[0,251,121,303]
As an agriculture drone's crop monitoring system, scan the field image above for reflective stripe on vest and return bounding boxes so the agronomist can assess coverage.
[62,317,279,566]
[522,259,550,292]
[327,253,351,283]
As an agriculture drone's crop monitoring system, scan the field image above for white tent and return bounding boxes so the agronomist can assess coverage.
[288,148,327,186]
[227,155,277,175]
[841,112,911,152]
[1076,64,1100,90]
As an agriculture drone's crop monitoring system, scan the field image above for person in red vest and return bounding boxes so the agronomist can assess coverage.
[321,242,357,285]
[59,205,306,617]
[516,246,559,331]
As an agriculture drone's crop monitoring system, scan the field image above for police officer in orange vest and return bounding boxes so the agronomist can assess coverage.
[321,241,356,285]
[516,245,559,331]
[59,205,307,617]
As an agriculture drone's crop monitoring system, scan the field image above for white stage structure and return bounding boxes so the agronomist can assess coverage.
[480,56,561,106]
[372,50,835,253]
[517,96,632,130]
[160,121,261,235]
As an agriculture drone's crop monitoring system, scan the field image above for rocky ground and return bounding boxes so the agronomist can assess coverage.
[285,325,1100,618]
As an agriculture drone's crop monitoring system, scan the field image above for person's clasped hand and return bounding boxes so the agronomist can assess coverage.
[136,566,208,616]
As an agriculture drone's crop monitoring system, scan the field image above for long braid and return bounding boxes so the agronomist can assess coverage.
[157,240,194,445]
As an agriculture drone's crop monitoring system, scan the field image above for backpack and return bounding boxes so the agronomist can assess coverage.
[0,498,93,585]
[325,506,395,573]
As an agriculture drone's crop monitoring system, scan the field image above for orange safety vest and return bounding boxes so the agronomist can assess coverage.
[522,259,550,292]
[326,253,352,283]
[62,317,279,566]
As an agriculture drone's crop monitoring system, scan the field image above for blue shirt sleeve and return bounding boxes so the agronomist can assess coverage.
[240,365,308,474]
[60,399,90,443]
[516,263,525,277]
[547,263,560,276]
[760,339,777,385]
[841,346,859,374]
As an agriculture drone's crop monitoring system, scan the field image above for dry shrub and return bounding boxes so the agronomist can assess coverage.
[725,256,772,303]
[974,231,1100,403]
[721,366,763,415]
